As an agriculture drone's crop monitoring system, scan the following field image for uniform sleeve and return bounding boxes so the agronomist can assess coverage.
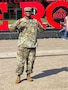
[9,19,22,32]
[37,21,46,32]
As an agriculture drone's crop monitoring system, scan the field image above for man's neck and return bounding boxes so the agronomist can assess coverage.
[25,16,32,20]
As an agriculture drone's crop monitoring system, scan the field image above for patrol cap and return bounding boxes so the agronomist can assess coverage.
[24,7,32,12]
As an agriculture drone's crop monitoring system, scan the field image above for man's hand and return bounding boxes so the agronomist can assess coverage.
[8,24,11,29]
[16,20,21,25]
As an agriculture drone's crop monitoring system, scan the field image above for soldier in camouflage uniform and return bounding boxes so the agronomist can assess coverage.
[9,7,45,84]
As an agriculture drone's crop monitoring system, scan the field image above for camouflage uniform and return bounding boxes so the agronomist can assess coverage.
[9,17,44,76]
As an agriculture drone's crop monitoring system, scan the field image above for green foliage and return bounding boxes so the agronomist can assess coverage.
[0,20,16,24]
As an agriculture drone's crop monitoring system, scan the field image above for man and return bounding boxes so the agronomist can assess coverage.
[63,14,68,40]
[59,13,68,40]
[9,7,45,84]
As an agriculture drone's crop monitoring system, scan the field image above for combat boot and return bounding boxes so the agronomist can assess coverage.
[16,75,21,84]
[27,73,33,81]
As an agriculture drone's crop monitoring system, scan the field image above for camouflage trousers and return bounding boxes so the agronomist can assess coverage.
[16,45,36,76]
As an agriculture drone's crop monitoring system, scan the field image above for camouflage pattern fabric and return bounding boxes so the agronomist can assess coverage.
[9,17,45,75]
[16,45,36,75]
[9,17,44,47]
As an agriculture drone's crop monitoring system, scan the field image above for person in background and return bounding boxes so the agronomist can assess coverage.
[59,13,68,40]
[9,7,45,84]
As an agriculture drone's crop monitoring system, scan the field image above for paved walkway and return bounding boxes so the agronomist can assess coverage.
[0,38,68,90]
[0,38,68,58]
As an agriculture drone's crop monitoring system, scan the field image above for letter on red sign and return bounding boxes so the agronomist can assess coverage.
[0,3,8,31]
[20,2,46,28]
[46,1,68,29]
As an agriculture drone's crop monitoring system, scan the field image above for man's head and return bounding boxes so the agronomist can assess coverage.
[24,7,32,17]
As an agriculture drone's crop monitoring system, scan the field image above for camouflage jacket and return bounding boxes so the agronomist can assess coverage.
[9,17,45,48]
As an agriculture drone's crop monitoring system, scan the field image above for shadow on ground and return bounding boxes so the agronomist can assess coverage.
[33,67,68,79]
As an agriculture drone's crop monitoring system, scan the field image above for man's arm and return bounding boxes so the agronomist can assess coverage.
[60,21,66,27]
[37,21,46,32]
[9,19,21,32]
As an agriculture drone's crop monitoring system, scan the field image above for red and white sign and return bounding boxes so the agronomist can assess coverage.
[0,1,68,31]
